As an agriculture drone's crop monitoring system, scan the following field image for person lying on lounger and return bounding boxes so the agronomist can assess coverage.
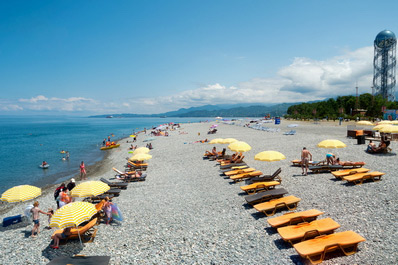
[334,158,356,166]
[116,170,147,181]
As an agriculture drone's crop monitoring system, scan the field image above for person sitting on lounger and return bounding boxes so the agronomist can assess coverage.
[205,147,217,156]
[366,140,376,153]
[51,227,71,249]
[373,141,387,153]
[217,148,226,158]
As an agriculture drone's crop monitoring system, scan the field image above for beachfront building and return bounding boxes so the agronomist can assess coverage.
[373,29,397,101]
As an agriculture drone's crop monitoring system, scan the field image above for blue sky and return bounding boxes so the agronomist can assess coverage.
[1,0,397,114]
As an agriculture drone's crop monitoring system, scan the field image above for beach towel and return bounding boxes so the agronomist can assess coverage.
[111,203,123,221]
[24,205,33,218]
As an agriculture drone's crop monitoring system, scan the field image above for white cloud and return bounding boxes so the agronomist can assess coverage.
[19,95,48,103]
[1,46,376,114]
[15,95,99,112]
[0,104,23,111]
[125,46,374,113]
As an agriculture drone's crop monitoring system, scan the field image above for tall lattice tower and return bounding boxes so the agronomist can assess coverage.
[373,30,397,101]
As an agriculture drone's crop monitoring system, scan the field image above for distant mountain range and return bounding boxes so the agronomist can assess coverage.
[89,102,297,118]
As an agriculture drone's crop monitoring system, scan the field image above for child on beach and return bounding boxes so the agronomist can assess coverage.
[30,201,50,238]
[103,197,113,225]
[46,208,54,229]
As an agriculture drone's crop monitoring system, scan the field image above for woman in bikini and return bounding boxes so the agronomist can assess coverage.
[80,161,87,180]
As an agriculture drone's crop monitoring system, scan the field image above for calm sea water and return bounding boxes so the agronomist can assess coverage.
[0,116,206,193]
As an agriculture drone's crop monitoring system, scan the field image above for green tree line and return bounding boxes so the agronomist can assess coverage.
[285,93,398,120]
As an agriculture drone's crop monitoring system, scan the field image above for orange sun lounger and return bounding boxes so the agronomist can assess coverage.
[254,195,301,216]
[343,171,385,185]
[52,218,98,243]
[230,171,262,182]
[267,209,324,228]
[277,218,340,245]
[293,230,365,264]
[240,181,280,195]
[268,209,324,228]
[224,168,255,176]
[291,160,325,167]
[331,168,370,179]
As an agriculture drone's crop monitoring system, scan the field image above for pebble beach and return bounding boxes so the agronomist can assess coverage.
[0,120,397,265]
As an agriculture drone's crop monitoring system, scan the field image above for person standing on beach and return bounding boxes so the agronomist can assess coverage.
[67,178,75,191]
[54,183,65,209]
[326,153,335,165]
[30,201,50,238]
[80,161,87,180]
[102,197,113,225]
[58,187,71,208]
[301,147,312,176]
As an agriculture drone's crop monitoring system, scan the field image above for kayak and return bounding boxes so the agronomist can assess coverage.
[100,144,120,150]
[39,164,50,169]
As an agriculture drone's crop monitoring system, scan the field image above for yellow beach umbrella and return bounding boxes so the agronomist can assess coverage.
[49,201,97,247]
[1,185,41,203]
[379,125,398,133]
[130,153,152,161]
[209,138,224,144]
[219,138,238,144]
[50,202,97,229]
[356,121,373,126]
[372,124,389,131]
[391,120,398,125]
[317,139,347,148]
[228,141,252,152]
[132,147,150,154]
[70,181,110,198]
[377,120,392,125]
[255,151,286,162]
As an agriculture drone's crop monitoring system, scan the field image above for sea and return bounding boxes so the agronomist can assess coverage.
[0,116,208,194]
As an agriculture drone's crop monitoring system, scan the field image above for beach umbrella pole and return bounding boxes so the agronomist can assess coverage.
[77,224,83,248]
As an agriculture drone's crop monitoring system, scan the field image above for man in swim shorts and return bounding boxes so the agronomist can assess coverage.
[301,147,312,176]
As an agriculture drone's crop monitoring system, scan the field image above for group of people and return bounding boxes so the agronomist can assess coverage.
[54,179,76,209]
[102,135,116,147]
[300,147,357,175]
[146,143,153,149]
[366,133,391,153]
[30,178,77,238]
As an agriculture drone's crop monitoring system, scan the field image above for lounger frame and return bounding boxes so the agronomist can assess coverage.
[300,238,362,264]
[344,172,384,185]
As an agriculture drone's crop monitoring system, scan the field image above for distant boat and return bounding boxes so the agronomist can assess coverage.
[106,115,113,118]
